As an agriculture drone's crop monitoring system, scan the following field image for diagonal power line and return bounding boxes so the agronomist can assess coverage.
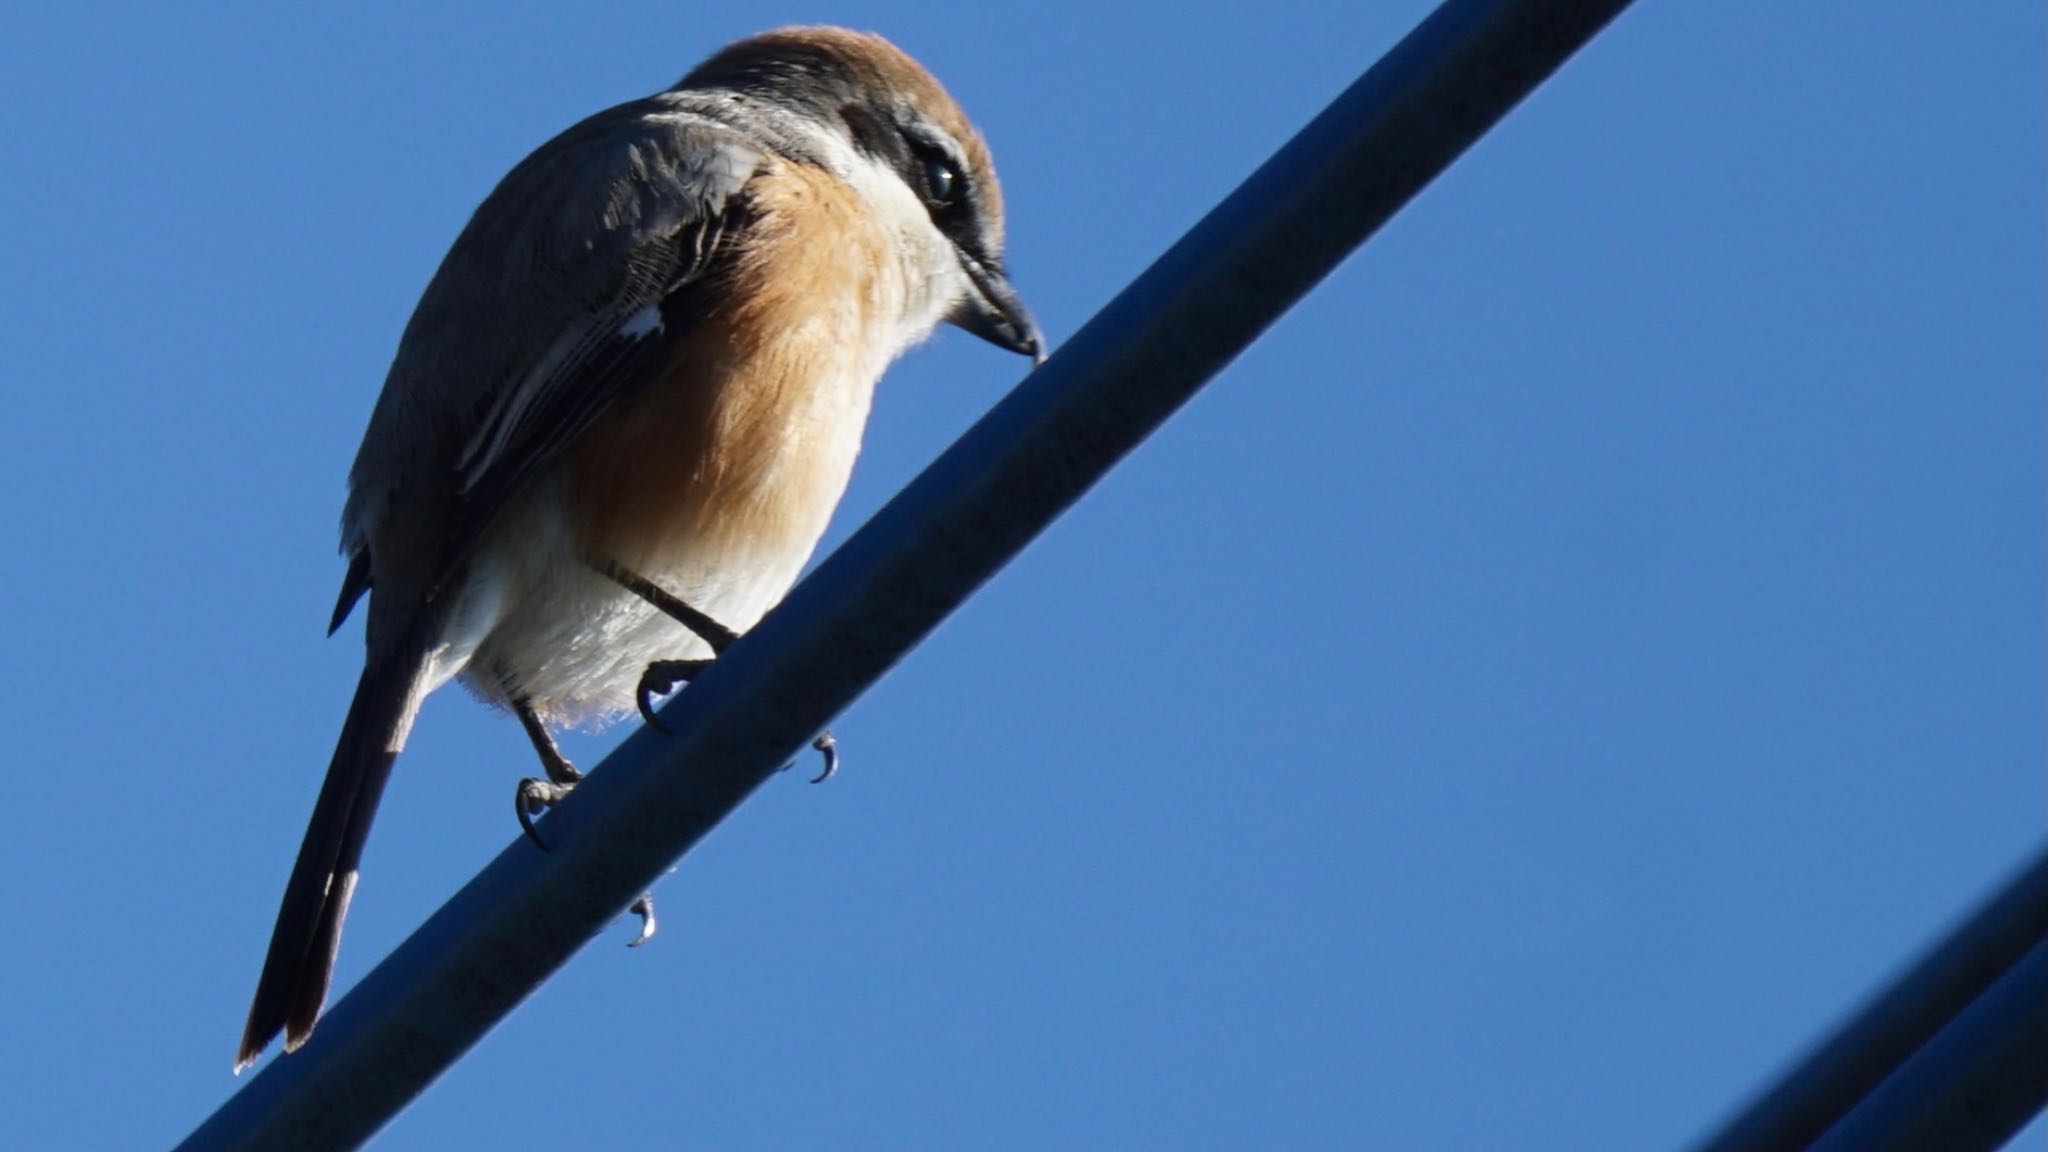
[1695,847,2048,1152]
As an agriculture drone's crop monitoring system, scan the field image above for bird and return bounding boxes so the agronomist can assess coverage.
[237,25,1043,1071]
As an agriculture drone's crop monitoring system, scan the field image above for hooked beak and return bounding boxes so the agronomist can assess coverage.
[950,251,1046,365]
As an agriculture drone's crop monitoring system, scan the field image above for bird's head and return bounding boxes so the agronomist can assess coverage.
[682,27,1045,364]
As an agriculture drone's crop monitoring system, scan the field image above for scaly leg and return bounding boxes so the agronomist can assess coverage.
[511,695,580,849]
[596,558,840,782]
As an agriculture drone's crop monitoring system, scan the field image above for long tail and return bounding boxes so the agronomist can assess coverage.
[237,628,433,1071]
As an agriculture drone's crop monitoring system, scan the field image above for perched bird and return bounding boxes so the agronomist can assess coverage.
[238,26,1042,1070]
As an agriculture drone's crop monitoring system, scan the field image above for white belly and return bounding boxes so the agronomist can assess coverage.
[435,376,871,728]
[455,497,821,726]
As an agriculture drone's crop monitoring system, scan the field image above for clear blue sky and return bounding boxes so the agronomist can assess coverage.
[1,2,2040,1148]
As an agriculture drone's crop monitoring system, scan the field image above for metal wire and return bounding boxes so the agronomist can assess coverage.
[1695,847,2048,1152]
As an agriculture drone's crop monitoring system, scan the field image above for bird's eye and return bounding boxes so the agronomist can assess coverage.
[922,155,960,208]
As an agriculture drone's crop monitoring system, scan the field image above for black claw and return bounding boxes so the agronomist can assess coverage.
[516,781,550,850]
[810,730,840,784]
[636,679,673,735]
[516,777,577,851]
[635,659,711,735]
[627,894,657,947]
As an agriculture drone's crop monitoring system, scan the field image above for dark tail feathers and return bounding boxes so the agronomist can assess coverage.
[237,629,430,1070]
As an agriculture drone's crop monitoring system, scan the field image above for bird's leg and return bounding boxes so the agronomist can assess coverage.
[593,559,736,731]
[512,695,581,849]
[512,694,658,943]
[597,559,740,650]
[596,558,840,782]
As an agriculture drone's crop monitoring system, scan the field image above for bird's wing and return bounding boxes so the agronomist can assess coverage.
[245,99,771,1066]
[335,97,764,618]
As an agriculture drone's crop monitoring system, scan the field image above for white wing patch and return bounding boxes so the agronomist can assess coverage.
[619,303,665,340]
[455,323,586,493]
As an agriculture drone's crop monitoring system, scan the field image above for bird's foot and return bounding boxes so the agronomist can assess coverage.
[515,758,583,851]
[636,658,713,733]
[808,730,840,783]
[511,695,583,850]
[627,893,657,947]
[634,659,838,783]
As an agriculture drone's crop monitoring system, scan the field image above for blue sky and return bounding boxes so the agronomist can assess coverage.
[1,2,2040,1148]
